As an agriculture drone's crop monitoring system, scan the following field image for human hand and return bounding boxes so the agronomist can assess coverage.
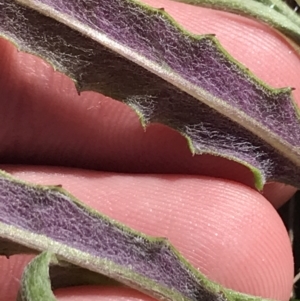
[0,0,299,300]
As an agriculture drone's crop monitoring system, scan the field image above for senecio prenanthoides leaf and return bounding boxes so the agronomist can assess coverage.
[0,170,268,301]
[0,0,300,189]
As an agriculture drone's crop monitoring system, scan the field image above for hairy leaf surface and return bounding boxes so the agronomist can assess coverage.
[0,170,265,301]
[0,0,300,189]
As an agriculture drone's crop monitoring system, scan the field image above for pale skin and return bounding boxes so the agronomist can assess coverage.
[0,0,300,300]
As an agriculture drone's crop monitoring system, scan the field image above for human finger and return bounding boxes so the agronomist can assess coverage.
[0,166,293,301]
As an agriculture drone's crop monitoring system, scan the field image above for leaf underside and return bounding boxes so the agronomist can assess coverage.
[0,170,264,301]
[0,0,300,189]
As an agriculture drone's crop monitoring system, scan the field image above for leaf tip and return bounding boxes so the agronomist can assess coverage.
[251,167,265,191]
[184,134,196,155]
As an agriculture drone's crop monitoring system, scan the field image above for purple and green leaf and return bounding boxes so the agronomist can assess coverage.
[0,0,300,300]
[1,0,300,189]
[0,170,265,301]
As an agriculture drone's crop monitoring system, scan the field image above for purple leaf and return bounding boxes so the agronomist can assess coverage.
[0,0,300,188]
[0,170,254,301]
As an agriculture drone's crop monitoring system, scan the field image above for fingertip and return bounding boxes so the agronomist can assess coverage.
[3,166,294,301]
[263,183,296,209]
[56,286,155,301]
[199,182,293,301]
